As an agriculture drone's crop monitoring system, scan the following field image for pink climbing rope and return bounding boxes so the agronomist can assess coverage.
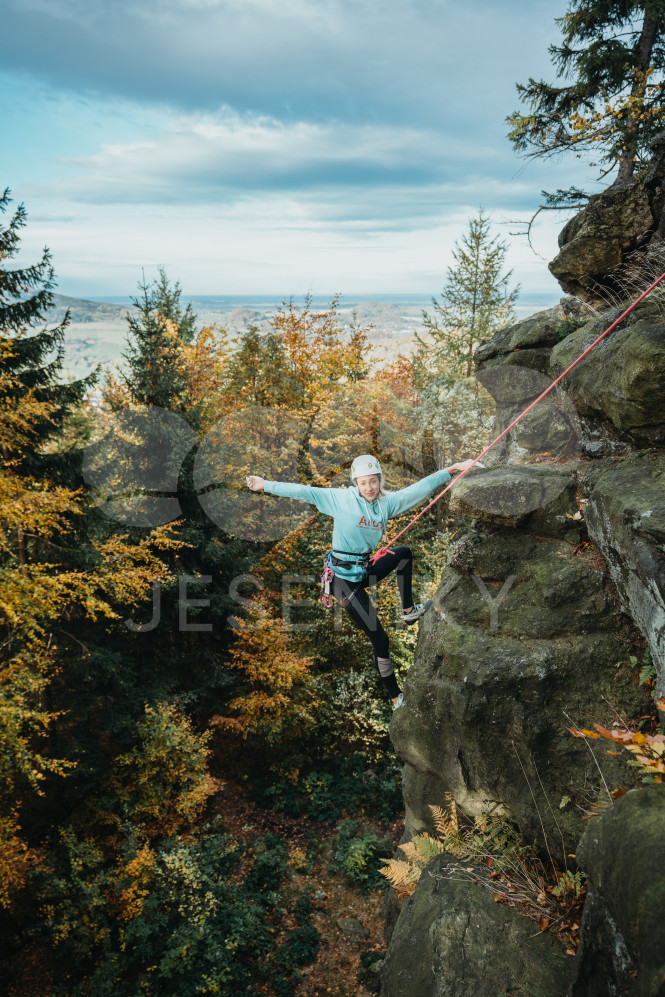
[370,271,665,566]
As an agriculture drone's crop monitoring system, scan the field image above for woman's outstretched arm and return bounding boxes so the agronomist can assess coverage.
[246,475,344,516]
[383,460,482,518]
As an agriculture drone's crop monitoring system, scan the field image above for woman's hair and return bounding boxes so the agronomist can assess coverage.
[350,471,388,497]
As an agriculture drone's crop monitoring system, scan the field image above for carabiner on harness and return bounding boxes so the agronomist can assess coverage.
[320,551,335,608]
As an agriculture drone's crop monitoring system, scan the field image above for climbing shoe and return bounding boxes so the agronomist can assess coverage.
[402,600,433,625]
[393,692,406,710]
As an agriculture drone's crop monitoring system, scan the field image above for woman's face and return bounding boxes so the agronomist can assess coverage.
[356,474,380,501]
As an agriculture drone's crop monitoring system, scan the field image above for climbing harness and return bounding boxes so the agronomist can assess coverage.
[319,545,397,608]
[369,271,665,567]
[331,548,372,569]
[319,549,371,607]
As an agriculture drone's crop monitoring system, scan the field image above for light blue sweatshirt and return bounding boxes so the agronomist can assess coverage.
[263,469,452,581]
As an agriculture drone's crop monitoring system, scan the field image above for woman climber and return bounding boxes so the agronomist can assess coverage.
[245,455,478,709]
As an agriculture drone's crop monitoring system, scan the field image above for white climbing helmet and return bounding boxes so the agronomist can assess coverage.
[351,454,382,479]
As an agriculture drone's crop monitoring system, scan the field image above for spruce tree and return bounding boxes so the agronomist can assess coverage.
[121,274,191,412]
[416,210,519,383]
[152,265,198,345]
[0,188,97,483]
[507,0,665,187]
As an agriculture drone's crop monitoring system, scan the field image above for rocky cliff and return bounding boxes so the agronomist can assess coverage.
[380,176,665,996]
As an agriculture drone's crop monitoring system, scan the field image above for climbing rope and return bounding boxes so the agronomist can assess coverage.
[370,271,665,566]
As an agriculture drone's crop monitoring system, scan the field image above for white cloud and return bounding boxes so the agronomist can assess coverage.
[33,105,524,212]
[0,0,563,128]
[15,181,572,302]
[3,0,594,299]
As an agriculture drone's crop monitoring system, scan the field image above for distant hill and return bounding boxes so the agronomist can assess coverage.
[48,294,130,324]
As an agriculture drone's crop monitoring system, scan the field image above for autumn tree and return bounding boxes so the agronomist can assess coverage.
[507,0,665,187]
[222,324,295,408]
[0,353,188,918]
[269,294,373,409]
[416,210,519,383]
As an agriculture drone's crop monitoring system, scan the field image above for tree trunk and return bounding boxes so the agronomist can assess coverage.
[615,3,657,184]
[17,526,28,572]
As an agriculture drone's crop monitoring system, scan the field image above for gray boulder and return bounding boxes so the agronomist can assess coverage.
[548,134,665,304]
[570,785,665,997]
[448,464,578,531]
[550,298,665,447]
[549,182,655,303]
[380,852,573,997]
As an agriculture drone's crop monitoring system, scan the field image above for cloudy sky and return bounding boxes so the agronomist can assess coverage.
[1,0,598,301]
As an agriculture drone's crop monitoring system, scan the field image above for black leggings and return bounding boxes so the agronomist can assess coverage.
[331,545,414,700]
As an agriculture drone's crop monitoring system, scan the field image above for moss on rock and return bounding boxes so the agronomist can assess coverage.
[571,785,665,997]
[380,852,573,997]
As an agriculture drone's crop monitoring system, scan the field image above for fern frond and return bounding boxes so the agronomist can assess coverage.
[413,833,445,864]
[379,859,421,897]
[429,794,459,837]
[399,842,421,863]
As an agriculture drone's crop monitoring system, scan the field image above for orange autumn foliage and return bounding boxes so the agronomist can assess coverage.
[218,591,317,746]
[570,699,665,783]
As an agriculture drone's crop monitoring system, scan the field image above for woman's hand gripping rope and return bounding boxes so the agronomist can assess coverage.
[370,459,482,566]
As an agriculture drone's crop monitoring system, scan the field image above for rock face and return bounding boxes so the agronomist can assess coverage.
[570,785,665,997]
[382,152,665,997]
[548,133,665,303]
[390,466,650,857]
[583,454,665,693]
[475,292,665,685]
[380,853,574,997]
[477,297,665,451]
[550,298,665,446]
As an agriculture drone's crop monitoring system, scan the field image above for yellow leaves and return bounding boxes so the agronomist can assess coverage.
[267,294,375,406]
[113,702,214,838]
[181,323,234,431]
[0,339,59,451]
[0,471,83,551]
[89,525,186,610]
[0,808,38,908]
[114,844,157,922]
[220,584,318,744]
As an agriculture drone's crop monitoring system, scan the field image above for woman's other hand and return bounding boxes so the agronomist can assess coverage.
[447,459,485,474]
[246,475,266,491]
